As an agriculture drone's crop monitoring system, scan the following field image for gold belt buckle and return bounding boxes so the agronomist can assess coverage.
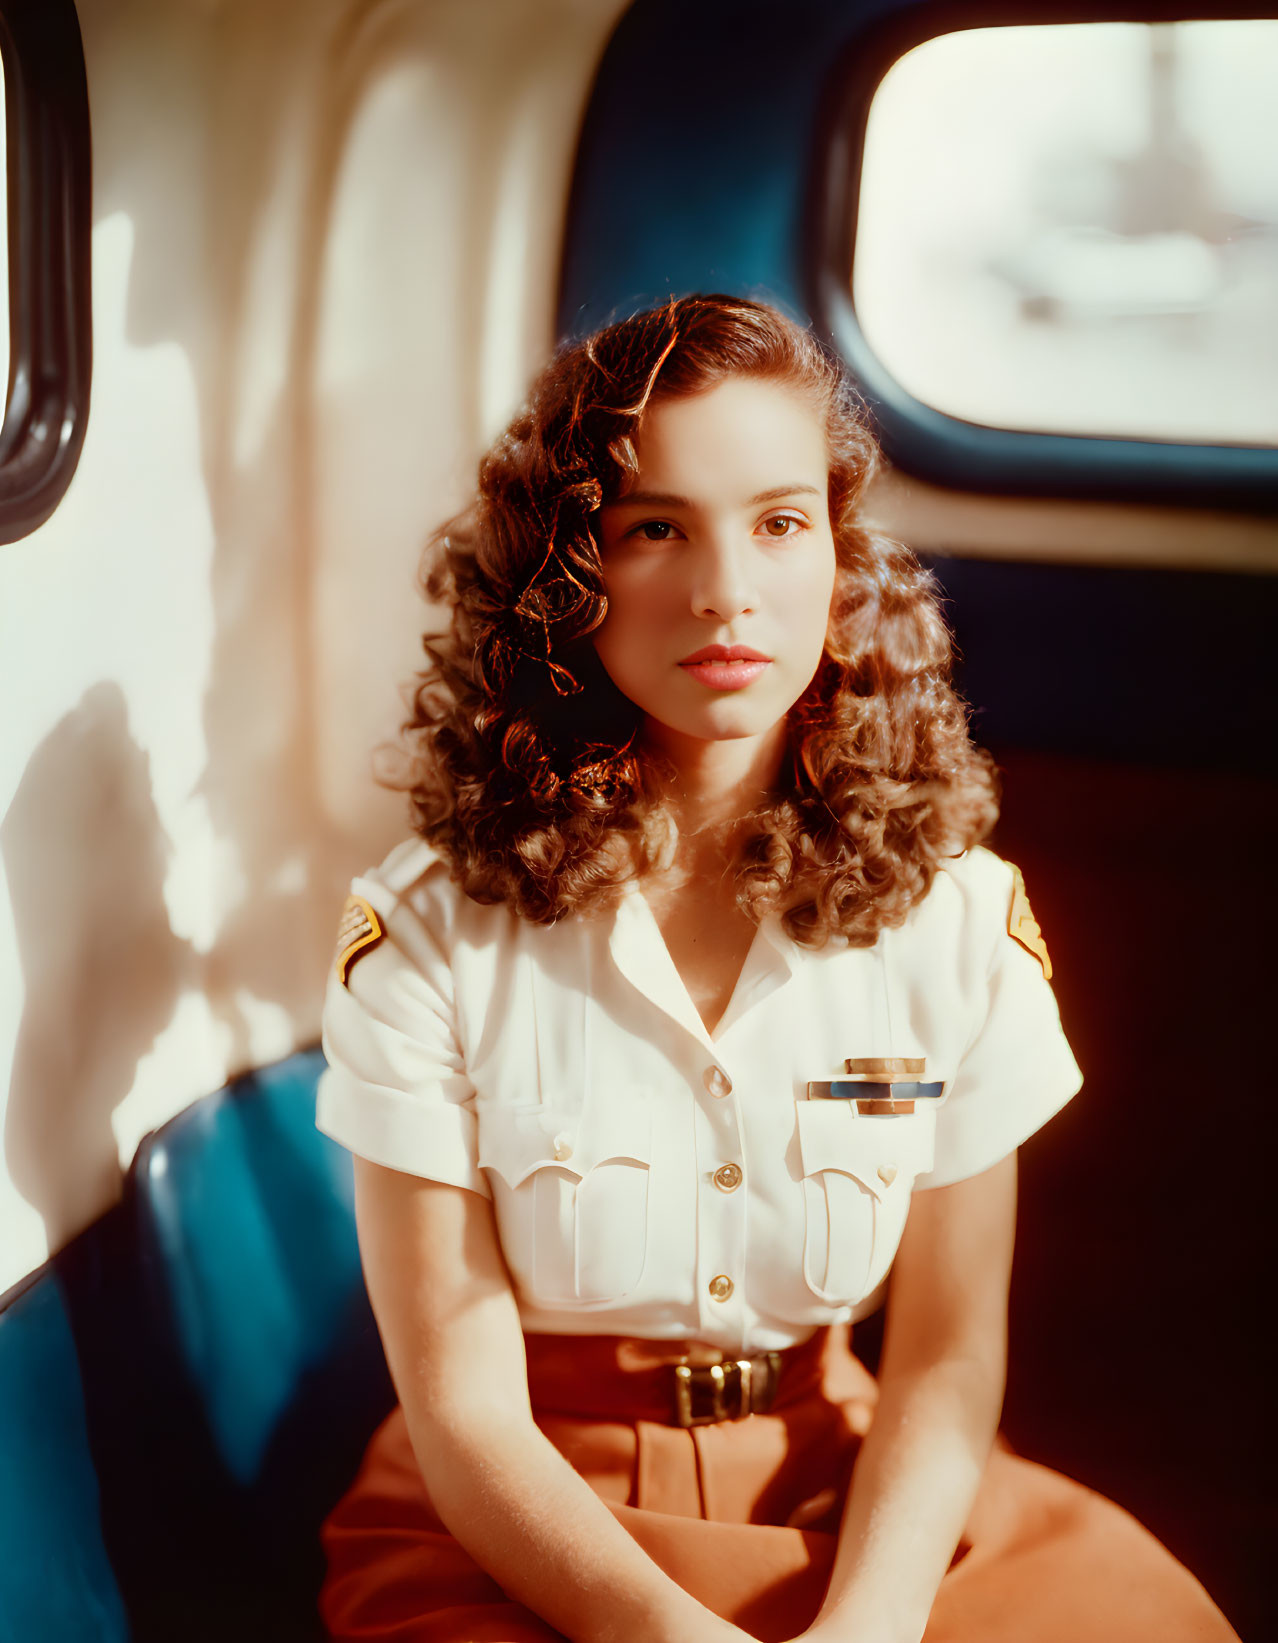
[672,1352,782,1428]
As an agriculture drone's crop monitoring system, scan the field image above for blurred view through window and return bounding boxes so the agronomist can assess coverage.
[853,21,1278,447]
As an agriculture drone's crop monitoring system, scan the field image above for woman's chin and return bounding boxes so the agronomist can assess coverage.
[640,704,789,756]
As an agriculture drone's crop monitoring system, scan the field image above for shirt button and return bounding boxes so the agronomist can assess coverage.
[713,1163,742,1192]
[708,1274,734,1302]
[703,1066,732,1098]
[553,1136,573,1161]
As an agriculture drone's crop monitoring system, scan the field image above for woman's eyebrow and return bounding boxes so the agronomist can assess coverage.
[605,483,821,511]
[605,489,693,511]
[748,484,822,503]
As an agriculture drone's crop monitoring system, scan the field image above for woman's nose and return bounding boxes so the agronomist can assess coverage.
[690,538,756,621]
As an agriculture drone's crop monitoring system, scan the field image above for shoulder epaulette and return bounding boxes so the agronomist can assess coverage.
[333,895,385,986]
[1006,862,1052,980]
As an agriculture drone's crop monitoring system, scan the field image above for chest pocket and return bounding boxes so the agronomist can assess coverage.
[795,1099,936,1307]
[477,1100,653,1306]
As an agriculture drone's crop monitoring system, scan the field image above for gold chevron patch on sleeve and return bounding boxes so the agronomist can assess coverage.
[334,894,385,986]
[1006,863,1052,980]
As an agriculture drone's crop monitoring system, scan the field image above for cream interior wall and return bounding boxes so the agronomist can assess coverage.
[0,0,628,1294]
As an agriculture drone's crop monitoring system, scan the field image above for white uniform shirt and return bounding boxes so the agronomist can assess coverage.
[317,838,1082,1354]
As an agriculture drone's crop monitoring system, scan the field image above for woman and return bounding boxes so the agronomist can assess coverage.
[316,295,1239,1643]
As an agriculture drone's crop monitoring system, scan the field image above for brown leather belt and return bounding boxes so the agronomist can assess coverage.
[672,1351,784,1427]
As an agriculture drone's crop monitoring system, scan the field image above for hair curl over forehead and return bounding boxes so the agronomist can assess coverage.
[389,294,997,943]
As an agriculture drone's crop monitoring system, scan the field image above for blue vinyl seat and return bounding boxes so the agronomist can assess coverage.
[0,1265,131,1643]
[0,1048,393,1642]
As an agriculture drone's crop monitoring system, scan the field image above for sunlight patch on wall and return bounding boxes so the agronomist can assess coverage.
[109,990,227,1161]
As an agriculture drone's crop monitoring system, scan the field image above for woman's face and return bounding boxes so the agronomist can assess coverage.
[592,376,837,761]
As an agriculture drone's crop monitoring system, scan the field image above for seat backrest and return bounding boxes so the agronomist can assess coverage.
[1,1048,393,1641]
[130,1048,395,1602]
[0,1267,131,1643]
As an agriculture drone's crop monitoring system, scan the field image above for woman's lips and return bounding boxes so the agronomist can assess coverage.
[678,645,771,690]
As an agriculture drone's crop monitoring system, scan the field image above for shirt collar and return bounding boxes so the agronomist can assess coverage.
[606,883,797,1049]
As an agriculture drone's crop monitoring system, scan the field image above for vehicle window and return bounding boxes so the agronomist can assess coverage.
[853,20,1278,448]
[0,0,91,546]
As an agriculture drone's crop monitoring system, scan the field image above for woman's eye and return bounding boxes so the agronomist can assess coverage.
[629,520,677,541]
[760,514,804,538]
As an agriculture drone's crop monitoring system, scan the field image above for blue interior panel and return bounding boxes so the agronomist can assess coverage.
[561,0,856,332]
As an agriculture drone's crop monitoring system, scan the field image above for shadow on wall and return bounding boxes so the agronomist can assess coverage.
[2,682,197,1248]
[76,0,385,1075]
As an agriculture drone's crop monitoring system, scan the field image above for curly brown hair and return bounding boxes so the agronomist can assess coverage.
[392,294,997,945]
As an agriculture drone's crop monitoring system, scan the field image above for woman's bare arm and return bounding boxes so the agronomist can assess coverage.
[792,1150,1019,1643]
[353,1156,752,1643]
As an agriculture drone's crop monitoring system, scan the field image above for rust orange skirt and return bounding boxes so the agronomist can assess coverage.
[320,1327,1239,1642]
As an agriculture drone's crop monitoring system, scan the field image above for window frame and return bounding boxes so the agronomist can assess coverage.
[805,0,1278,511]
[0,0,91,546]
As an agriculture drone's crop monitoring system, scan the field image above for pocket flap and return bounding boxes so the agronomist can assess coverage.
[478,1109,584,1188]
[796,1100,934,1201]
[478,1099,653,1189]
[584,1098,652,1168]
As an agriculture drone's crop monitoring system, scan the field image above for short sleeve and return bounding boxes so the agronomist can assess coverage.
[915,849,1083,1189]
[315,849,490,1199]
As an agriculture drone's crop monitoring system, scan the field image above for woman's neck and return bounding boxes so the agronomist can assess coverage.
[642,719,787,841]
[636,721,786,1035]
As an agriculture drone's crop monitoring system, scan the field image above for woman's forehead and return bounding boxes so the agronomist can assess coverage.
[613,378,830,503]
